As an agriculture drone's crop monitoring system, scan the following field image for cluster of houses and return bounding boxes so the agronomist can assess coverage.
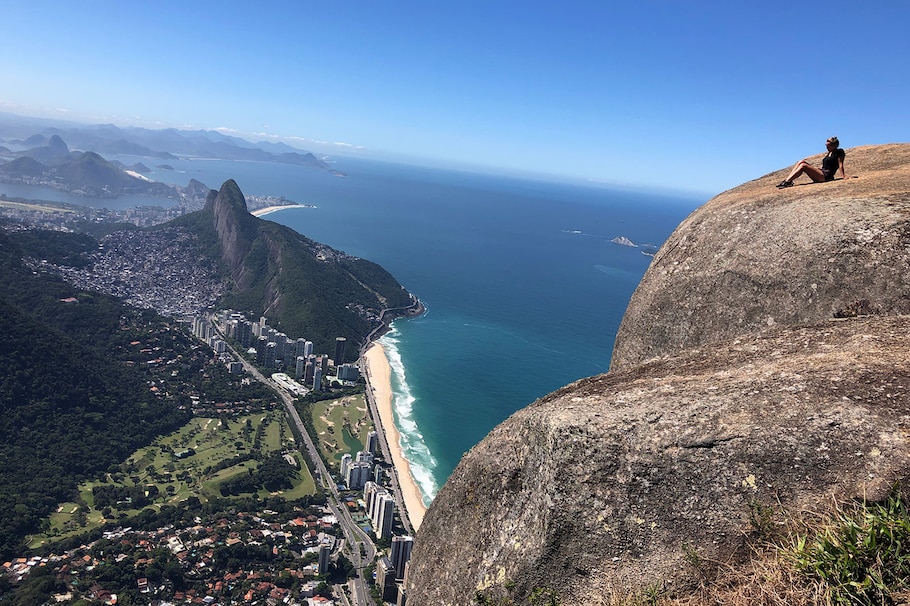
[4,505,347,605]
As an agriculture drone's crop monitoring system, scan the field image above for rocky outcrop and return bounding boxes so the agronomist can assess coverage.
[177,179,417,360]
[22,134,71,165]
[611,143,910,371]
[405,144,910,605]
[203,179,258,288]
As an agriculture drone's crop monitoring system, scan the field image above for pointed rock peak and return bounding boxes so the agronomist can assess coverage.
[47,134,69,152]
[205,180,259,280]
[205,179,250,214]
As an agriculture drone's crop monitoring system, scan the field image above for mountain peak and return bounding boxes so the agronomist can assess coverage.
[47,134,69,153]
[204,180,261,288]
[204,178,249,214]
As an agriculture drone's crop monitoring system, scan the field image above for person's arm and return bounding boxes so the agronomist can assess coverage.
[839,154,846,179]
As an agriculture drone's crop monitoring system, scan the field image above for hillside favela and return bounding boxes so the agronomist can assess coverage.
[1,7,909,605]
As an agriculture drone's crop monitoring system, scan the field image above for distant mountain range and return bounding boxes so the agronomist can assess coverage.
[0,112,344,200]
[0,111,343,174]
[0,134,182,198]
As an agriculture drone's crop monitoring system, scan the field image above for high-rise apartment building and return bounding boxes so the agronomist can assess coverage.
[390,535,415,581]
[366,430,378,455]
[340,454,352,482]
[346,462,370,490]
[317,537,333,574]
[368,488,390,524]
[334,337,346,365]
[376,556,398,602]
[363,481,381,512]
[372,493,395,540]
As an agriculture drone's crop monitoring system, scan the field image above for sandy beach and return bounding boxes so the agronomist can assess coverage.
[364,342,426,530]
[250,205,292,217]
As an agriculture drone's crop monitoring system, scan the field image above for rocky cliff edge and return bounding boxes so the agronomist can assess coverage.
[405,143,910,605]
[612,143,910,371]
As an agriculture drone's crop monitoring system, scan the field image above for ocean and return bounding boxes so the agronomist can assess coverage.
[3,155,701,505]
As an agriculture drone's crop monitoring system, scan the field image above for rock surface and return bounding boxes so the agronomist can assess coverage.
[204,179,257,288]
[611,143,910,371]
[405,144,910,605]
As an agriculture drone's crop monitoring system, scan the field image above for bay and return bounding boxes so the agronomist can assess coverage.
[0,181,178,211]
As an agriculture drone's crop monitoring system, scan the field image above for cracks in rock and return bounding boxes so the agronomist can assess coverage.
[675,434,744,449]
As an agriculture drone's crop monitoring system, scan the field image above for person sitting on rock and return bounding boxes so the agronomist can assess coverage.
[777,137,846,188]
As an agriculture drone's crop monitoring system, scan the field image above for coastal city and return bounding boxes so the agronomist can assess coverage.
[196,309,420,605]
[0,199,422,605]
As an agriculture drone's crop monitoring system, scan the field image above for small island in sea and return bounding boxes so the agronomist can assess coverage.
[610,235,637,247]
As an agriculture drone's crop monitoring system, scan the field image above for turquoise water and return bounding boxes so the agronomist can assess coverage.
[60,155,702,504]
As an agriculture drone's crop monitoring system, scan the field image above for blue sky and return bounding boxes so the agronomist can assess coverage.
[1,1,907,194]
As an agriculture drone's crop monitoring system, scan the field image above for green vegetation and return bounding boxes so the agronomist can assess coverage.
[0,229,192,557]
[788,492,910,605]
[7,229,98,267]
[29,412,317,548]
[11,494,329,606]
[473,584,561,606]
[467,492,910,606]
[167,181,415,361]
[304,393,374,470]
[0,227,304,558]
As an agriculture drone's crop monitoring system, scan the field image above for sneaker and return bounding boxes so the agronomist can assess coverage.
[776,180,793,188]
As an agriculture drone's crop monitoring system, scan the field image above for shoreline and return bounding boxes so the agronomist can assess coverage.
[250,205,296,217]
[363,342,427,530]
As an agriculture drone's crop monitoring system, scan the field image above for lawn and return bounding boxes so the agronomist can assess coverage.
[29,411,317,548]
[308,393,374,471]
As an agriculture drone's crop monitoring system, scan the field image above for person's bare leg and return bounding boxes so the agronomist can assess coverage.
[784,160,826,183]
[801,164,827,182]
[784,160,811,182]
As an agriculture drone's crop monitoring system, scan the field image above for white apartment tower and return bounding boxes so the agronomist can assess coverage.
[339,453,352,482]
[371,493,395,540]
[346,462,371,490]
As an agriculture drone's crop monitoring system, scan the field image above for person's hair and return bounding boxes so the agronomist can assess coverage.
[827,136,840,149]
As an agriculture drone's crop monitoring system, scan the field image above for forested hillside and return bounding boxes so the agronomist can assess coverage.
[0,229,190,557]
[167,180,417,360]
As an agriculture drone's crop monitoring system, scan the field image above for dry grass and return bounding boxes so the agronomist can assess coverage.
[582,492,910,606]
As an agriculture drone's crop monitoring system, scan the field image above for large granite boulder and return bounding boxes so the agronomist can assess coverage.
[611,143,910,371]
[405,144,910,605]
